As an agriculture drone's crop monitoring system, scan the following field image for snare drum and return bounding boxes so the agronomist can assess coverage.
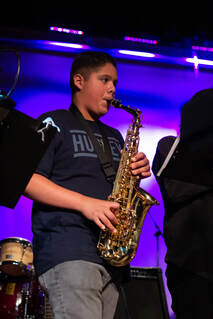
[0,271,44,319]
[0,237,33,276]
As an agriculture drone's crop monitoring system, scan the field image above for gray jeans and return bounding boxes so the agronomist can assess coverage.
[39,260,119,319]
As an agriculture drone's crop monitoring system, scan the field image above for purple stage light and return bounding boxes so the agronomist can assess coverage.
[186,56,213,67]
[190,55,199,70]
[124,36,158,45]
[192,45,213,52]
[46,41,89,50]
[118,50,155,58]
[2,49,213,318]
[50,26,84,35]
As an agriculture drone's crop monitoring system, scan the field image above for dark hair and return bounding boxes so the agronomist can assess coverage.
[70,51,117,94]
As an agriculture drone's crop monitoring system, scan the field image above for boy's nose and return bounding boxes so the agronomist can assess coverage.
[108,82,116,95]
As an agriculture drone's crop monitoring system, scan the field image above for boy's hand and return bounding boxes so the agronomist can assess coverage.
[80,197,119,233]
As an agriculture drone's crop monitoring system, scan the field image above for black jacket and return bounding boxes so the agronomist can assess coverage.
[152,136,213,282]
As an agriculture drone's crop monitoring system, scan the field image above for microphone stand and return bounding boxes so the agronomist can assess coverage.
[0,91,16,108]
[0,91,16,125]
[148,212,164,268]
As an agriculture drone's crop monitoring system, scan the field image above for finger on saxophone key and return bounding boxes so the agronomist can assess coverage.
[100,216,118,233]
[109,202,119,233]
[130,152,151,177]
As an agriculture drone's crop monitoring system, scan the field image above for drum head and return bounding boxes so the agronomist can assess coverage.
[0,237,32,247]
[0,237,33,277]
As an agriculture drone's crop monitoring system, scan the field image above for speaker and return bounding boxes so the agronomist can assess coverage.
[114,267,170,319]
[44,294,54,319]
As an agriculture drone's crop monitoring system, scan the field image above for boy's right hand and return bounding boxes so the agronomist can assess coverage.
[24,173,119,233]
[80,197,120,233]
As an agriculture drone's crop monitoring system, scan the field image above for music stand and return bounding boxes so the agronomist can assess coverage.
[0,97,56,209]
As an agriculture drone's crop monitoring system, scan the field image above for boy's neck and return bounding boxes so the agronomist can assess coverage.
[71,102,99,122]
[71,98,100,121]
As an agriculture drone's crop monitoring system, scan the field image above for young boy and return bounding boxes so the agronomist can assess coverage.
[25,51,151,319]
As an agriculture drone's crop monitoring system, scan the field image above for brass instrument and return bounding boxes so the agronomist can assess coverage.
[97,99,159,267]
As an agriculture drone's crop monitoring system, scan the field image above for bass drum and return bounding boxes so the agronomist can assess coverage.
[0,271,44,319]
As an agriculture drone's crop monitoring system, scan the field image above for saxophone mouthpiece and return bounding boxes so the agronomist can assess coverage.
[111,99,122,109]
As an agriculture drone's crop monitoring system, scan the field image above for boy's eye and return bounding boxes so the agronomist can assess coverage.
[100,76,117,86]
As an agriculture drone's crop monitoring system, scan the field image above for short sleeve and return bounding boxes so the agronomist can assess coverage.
[35,112,62,178]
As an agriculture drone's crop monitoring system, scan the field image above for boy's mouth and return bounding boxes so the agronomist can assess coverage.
[104,98,113,106]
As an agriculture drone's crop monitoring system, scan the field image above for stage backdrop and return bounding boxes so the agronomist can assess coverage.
[1,50,213,316]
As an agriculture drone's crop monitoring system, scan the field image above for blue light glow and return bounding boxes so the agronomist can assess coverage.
[46,41,89,49]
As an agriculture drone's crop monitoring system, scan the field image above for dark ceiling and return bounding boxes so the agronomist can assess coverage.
[1,3,213,46]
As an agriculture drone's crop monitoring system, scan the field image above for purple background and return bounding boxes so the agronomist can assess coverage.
[1,50,213,316]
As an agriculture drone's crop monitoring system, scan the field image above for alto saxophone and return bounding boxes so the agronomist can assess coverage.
[97,99,159,267]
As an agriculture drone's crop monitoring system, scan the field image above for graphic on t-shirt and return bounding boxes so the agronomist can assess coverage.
[70,129,121,161]
[43,117,61,132]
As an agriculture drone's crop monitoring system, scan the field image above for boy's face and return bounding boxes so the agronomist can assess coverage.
[74,63,118,120]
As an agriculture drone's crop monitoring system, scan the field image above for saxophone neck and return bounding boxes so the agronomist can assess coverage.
[111,99,142,120]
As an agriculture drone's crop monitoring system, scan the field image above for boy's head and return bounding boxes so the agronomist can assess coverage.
[70,51,117,95]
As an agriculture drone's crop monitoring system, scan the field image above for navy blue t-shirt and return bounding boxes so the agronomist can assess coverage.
[32,108,124,276]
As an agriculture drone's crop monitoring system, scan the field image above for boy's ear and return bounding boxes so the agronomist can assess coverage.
[73,73,85,90]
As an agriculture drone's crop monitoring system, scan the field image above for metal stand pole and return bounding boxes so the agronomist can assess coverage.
[148,212,164,267]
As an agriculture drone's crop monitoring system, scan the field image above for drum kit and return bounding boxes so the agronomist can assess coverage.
[0,237,53,319]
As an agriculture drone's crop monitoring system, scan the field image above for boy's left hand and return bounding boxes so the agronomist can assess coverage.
[130,152,151,179]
